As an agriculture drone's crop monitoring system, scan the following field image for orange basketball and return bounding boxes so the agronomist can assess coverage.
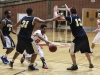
[49,44,57,52]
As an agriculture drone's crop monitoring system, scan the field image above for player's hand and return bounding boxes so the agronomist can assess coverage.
[65,4,70,11]
[54,5,59,17]
[92,30,96,33]
[92,29,99,33]
[45,41,50,46]
[54,5,58,12]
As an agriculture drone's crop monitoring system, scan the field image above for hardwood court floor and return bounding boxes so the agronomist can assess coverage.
[0,31,100,75]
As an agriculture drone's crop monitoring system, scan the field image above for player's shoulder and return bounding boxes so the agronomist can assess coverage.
[0,18,7,24]
[35,30,41,32]
[34,30,41,34]
[2,18,7,21]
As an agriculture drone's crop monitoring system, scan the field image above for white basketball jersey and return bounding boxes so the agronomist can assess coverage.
[31,30,48,44]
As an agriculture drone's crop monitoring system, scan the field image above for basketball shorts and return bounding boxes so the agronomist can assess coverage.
[24,44,44,58]
[1,35,15,49]
[69,36,92,54]
[16,39,38,54]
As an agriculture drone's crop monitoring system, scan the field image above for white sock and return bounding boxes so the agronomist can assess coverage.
[29,63,33,66]
[3,53,7,58]
[11,59,14,62]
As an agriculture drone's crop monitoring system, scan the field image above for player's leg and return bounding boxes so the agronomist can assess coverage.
[9,52,20,68]
[26,41,39,70]
[85,52,94,68]
[20,53,25,64]
[91,33,100,49]
[9,39,25,68]
[20,52,32,63]
[38,45,48,69]
[28,53,38,70]
[67,42,78,70]
[91,43,95,49]
[1,36,15,64]
[81,36,94,68]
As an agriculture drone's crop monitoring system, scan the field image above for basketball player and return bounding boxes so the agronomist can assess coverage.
[20,24,49,69]
[54,4,94,70]
[0,10,16,64]
[91,12,100,49]
[9,8,60,70]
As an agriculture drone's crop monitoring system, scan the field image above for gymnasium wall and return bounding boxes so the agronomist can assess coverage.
[2,1,47,30]
[1,0,100,30]
[0,8,2,20]
[51,0,100,18]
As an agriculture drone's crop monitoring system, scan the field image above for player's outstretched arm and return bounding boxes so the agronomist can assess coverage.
[13,21,21,33]
[11,29,16,35]
[13,21,21,28]
[65,4,70,12]
[54,5,66,21]
[65,4,72,16]
[34,16,60,24]
[92,28,100,32]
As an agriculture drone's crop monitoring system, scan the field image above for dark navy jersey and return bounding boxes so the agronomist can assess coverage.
[18,16,35,41]
[1,18,13,36]
[65,14,86,38]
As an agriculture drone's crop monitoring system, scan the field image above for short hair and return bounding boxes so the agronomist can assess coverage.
[4,10,10,15]
[40,24,47,29]
[70,7,77,14]
[26,8,33,15]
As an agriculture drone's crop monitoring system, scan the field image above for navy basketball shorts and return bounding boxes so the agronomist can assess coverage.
[69,36,92,54]
[16,39,38,54]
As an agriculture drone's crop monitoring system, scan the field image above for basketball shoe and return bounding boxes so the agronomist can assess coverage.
[67,64,78,70]
[1,56,9,64]
[9,61,14,68]
[42,64,49,69]
[28,65,39,71]
[89,64,94,68]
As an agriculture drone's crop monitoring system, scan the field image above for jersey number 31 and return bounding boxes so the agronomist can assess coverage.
[21,20,29,28]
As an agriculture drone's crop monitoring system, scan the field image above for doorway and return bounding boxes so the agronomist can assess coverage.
[82,8,100,32]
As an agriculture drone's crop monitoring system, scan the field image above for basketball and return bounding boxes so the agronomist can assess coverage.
[49,44,57,52]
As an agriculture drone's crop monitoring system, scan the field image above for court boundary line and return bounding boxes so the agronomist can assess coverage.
[13,62,38,75]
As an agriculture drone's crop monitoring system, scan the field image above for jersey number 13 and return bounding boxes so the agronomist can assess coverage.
[75,18,82,27]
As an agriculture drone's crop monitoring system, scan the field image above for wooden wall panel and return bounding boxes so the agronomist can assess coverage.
[1,0,100,29]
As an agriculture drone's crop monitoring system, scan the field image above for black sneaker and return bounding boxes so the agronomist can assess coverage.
[67,65,78,70]
[28,65,39,71]
[9,61,14,68]
[89,64,94,68]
